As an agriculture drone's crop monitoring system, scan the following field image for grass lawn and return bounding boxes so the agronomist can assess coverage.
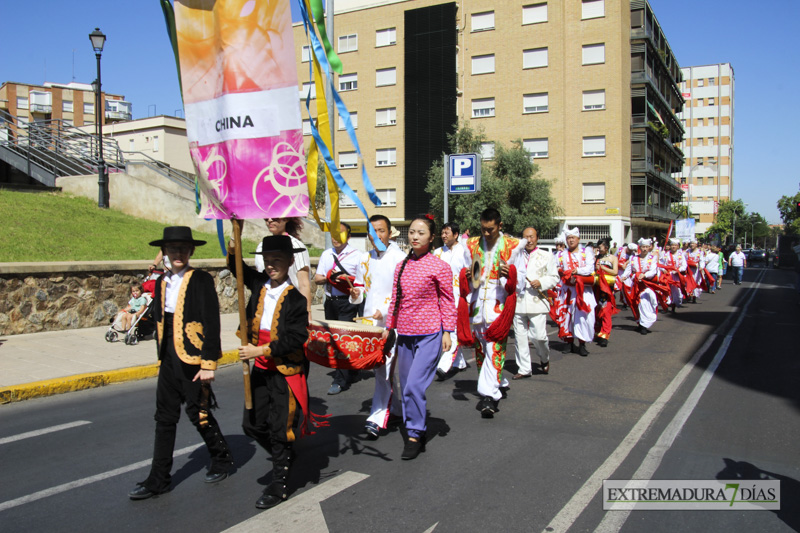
[0,190,320,262]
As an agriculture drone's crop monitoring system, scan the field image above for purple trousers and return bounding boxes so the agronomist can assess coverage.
[396,331,443,439]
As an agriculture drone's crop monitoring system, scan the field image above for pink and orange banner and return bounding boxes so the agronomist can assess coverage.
[174,0,309,219]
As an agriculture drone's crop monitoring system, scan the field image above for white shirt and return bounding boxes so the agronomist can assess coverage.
[164,266,188,313]
[705,252,720,273]
[259,280,290,331]
[317,243,361,297]
[729,251,746,267]
[433,242,467,300]
[255,235,310,288]
[350,242,407,327]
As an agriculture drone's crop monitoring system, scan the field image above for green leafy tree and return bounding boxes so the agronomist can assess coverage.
[704,199,746,243]
[425,123,561,237]
[777,188,800,235]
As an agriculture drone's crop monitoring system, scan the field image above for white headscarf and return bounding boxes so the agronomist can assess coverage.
[638,238,652,247]
[554,233,566,245]
[627,243,639,252]
[565,227,580,237]
[669,238,680,245]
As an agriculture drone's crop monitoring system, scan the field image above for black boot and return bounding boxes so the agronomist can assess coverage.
[256,443,292,509]
[562,341,574,354]
[136,422,177,495]
[199,422,234,483]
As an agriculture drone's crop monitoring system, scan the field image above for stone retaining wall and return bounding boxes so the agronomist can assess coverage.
[0,259,322,336]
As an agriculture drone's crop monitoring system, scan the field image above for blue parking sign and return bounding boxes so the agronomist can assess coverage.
[446,153,481,194]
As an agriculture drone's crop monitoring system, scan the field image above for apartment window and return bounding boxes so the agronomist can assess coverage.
[376,67,397,86]
[339,73,358,92]
[338,34,357,53]
[708,117,715,126]
[376,107,397,126]
[471,11,495,32]
[582,136,606,157]
[708,78,716,86]
[377,188,397,206]
[339,190,357,208]
[523,138,548,159]
[708,137,715,147]
[697,98,704,106]
[582,89,606,110]
[472,98,495,118]
[376,28,396,47]
[583,182,606,203]
[581,0,605,20]
[84,102,95,114]
[128,139,135,151]
[153,135,159,153]
[522,3,548,25]
[300,82,316,100]
[481,142,495,160]
[582,43,605,65]
[697,78,704,87]
[376,148,397,166]
[339,151,357,169]
[631,140,645,158]
[301,45,311,62]
[708,97,716,105]
[62,100,74,113]
[16,96,28,110]
[523,47,548,69]
[302,119,312,136]
[523,93,548,113]
[472,54,495,75]
[338,112,357,130]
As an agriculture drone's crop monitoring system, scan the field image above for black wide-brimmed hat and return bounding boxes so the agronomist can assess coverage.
[252,235,306,255]
[149,226,207,247]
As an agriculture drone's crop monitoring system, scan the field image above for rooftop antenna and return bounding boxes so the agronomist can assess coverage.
[72,49,76,81]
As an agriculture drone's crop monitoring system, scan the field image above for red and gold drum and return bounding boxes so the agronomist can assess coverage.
[304,319,393,370]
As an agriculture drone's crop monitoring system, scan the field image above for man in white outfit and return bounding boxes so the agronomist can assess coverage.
[512,227,559,379]
[659,238,687,312]
[555,227,596,356]
[348,215,407,439]
[622,238,659,334]
[434,222,469,380]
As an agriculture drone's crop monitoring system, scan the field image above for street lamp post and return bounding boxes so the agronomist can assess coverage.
[89,28,108,208]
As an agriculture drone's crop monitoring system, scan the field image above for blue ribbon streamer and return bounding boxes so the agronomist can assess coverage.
[298,0,385,251]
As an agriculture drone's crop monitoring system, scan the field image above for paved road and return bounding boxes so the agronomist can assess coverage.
[0,266,797,532]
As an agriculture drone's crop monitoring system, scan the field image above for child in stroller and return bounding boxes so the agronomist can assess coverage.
[106,280,157,345]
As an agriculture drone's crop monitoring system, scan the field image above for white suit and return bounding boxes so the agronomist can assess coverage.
[513,247,559,374]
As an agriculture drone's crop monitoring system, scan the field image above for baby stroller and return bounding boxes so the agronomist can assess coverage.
[105,271,160,345]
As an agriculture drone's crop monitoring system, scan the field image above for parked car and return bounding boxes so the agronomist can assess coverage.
[749,249,766,265]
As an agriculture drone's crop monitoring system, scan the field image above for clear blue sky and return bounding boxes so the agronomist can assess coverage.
[2,0,795,223]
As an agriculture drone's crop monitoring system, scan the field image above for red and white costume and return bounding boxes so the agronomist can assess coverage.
[555,233,596,343]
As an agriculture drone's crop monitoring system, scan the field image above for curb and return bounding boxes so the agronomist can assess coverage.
[0,349,241,405]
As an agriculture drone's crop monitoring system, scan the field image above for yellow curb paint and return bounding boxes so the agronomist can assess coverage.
[0,349,240,404]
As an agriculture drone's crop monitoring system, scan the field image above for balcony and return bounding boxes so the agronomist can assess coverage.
[631,159,683,194]
[631,203,677,221]
[30,103,52,114]
[105,110,132,121]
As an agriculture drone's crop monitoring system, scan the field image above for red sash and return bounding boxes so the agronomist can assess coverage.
[257,330,329,437]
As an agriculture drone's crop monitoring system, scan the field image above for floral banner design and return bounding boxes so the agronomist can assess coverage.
[174,0,309,219]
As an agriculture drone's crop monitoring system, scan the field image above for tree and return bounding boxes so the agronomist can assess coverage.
[425,122,561,237]
[777,188,800,236]
[704,199,746,243]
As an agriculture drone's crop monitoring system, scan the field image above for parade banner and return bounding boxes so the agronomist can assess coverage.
[173,0,309,219]
[675,217,696,240]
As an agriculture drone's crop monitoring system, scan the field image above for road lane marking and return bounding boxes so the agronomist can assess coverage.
[542,269,767,533]
[595,271,765,532]
[0,421,92,445]
[0,443,201,512]
[221,471,369,533]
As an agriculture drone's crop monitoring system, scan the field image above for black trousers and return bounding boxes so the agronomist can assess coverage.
[242,366,297,449]
[142,315,232,492]
[325,296,360,388]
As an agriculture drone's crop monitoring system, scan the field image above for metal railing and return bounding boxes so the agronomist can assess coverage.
[0,111,195,191]
[631,203,677,221]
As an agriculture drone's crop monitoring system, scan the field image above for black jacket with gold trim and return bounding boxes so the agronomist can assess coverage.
[229,256,309,376]
[154,268,222,370]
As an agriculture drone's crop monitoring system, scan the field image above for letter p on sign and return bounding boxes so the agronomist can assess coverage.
[453,158,471,176]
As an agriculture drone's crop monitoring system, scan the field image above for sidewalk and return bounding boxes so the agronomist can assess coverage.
[0,304,325,404]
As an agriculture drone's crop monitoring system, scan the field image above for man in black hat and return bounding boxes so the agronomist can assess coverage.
[129,226,234,500]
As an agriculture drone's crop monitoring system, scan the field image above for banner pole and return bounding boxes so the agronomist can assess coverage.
[232,219,253,410]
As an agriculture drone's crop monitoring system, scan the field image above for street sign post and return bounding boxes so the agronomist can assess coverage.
[443,153,481,222]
